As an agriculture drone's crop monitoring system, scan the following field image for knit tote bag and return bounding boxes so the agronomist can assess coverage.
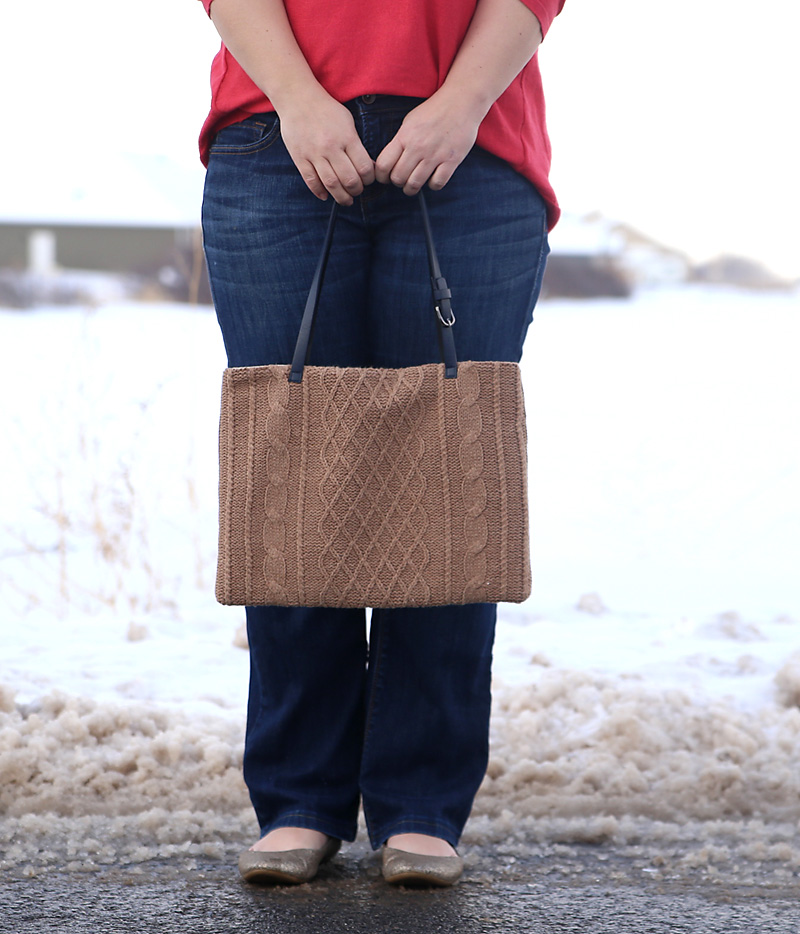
[216,193,531,608]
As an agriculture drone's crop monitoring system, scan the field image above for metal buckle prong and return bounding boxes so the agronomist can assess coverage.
[436,304,456,327]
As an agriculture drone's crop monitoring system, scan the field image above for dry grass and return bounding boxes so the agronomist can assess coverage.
[1,370,211,618]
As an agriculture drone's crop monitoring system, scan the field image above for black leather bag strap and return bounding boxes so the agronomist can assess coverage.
[289,190,458,383]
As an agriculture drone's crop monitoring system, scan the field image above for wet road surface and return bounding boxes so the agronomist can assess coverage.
[3,843,799,933]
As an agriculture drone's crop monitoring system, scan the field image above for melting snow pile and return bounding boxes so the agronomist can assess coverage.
[3,637,800,875]
[1,292,799,876]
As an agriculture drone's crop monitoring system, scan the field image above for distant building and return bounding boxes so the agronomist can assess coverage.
[541,211,631,299]
[542,211,691,299]
[0,151,209,304]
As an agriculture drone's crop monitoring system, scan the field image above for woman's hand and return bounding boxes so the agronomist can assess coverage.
[375,0,544,196]
[374,95,483,196]
[209,0,374,205]
[278,91,375,205]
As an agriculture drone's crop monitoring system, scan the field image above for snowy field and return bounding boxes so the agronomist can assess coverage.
[1,287,799,880]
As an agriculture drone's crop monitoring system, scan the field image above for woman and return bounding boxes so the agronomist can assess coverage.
[199,0,564,886]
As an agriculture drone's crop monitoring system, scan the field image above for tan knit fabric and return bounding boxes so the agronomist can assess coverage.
[216,360,531,607]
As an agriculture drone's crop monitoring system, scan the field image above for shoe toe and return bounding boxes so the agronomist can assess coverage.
[382,846,464,887]
[239,837,340,885]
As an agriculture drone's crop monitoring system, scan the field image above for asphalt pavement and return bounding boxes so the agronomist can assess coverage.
[3,842,800,934]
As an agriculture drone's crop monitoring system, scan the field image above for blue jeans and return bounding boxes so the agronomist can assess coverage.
[202,95,549,849]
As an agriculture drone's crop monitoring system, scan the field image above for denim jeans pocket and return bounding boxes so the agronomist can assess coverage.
[209,113,282,155]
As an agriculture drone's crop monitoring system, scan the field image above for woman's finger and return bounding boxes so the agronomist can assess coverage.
[328,151,370,198]
[401,162,436,196]
[314,159,357,206]
[345,141,376,187]
[387,148,423,190]
[426,161,457,192]
[374,138,404,185]
[297,160,330,201]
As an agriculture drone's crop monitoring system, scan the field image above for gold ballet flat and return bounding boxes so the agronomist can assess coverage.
[238,836,341,885]
[381,845,464,887]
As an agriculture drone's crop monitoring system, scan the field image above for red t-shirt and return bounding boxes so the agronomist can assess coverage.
[199,0,564,228]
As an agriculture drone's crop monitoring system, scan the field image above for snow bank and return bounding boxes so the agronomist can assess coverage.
[4,673,800,830]
[0,687,250,872]
[0,690,246,821]
[3,665,800,874]
[482,672,800,828]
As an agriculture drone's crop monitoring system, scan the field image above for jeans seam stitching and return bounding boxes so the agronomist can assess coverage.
[209,122,282,156]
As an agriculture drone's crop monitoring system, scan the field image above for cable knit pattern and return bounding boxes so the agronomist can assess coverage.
[315,366,431,606]
[492,362,509,597]
[216,370,236,604]
[243,372,256,597]
[437,365,453,606]
[457,363,490,603]
[514,363,533,599]
[261,370,290,603]
[216,361,531,608]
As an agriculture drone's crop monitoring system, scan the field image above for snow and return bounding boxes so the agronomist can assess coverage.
[546,212,623,256]
[0,151,205,228]
[1,287,799,876]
